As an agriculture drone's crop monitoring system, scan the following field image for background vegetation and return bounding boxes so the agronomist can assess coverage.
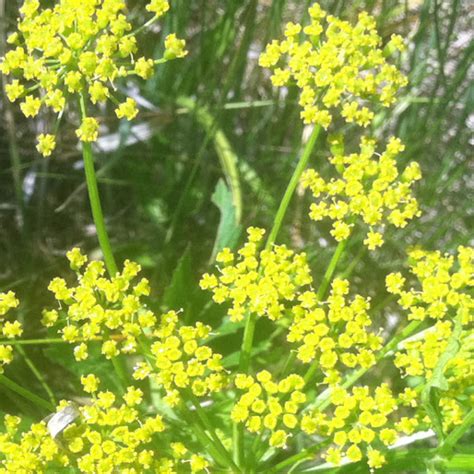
[0,0,472,435]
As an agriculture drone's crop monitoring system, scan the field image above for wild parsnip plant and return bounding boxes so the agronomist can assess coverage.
[0,2,473,473]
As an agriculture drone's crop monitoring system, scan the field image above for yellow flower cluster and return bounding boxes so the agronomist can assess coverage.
[133,310,227,406]
[0,375,210,473]
[302,384,419,469]
[386,246,473,322]
[301,137,421,247]
[200,227,312,322]
[287,278,383,385]
[231,371,306,448]
[45,248,154,361]
[0,291,21,373]
[1,0,187,155]
[259,3,407,129]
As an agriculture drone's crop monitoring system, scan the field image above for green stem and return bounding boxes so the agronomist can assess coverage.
[316,239,348,300]
[79,94,118,277]
[187,391,240,472]
[125,14,158,38]
[0,338,66,346]
[233,423,244,468]
[238,312,257,374]
[15,346,57,407]
[265,125,322,251]
[180,402,234,470]
[265,440,330,473]
[0,374,54,411]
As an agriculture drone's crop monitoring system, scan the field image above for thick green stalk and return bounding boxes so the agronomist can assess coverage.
[0,374,54,411]
[79,94,118,277]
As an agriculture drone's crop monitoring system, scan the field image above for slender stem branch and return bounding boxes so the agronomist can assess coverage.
[0,374,54,411]
[265,440,331,473]
[180,402,234,469]
[265,125,322,251]
[187,391,240,472]
[0,338,66,346]
[79,94,118,277]
[316,239,348,300]
[232,125,322,468]
[124,14,158,38]
[15,346,57,406]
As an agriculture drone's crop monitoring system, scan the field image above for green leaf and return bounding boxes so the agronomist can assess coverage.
[162,245,193,313]
[210,179,242,261]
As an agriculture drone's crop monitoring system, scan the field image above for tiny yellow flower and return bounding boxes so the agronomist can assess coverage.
[115,98,139,121]
[36,134,56,157]
[81,374,100,393]
[164,33,188,59]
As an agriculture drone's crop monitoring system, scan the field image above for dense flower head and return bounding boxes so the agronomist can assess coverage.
[0,291,22,373]
[301,137,421,246]
[287,278,383,385]
[259,3,407,129]
[200,227,313,322]
[231,371,306,448]
[133,310,227,406]
[45,248,155,360]
[1,0,187,155]
[0,375,210,473]
[302,384,419,469]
